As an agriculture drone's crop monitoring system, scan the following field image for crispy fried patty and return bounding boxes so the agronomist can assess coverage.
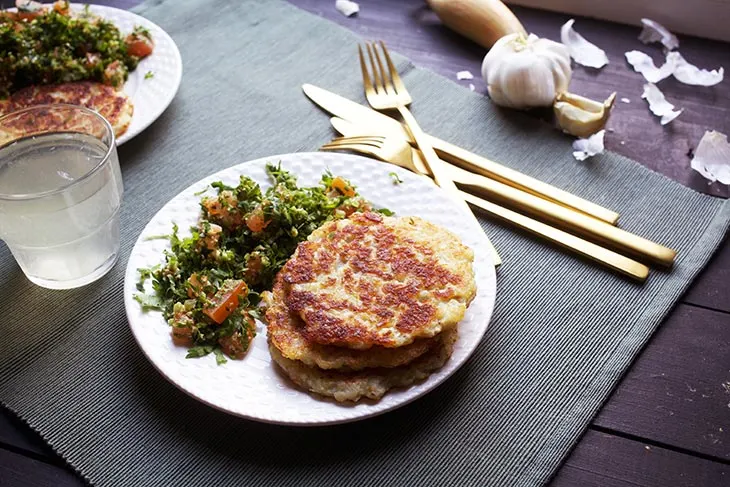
[264,273,438,370]
[280,212,476,350]
[269,328,458,402]
[0,82,133,138]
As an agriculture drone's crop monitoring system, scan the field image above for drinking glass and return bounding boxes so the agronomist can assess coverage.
[0,104,124,289]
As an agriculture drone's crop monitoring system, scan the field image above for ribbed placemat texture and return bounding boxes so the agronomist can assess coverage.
[1,1,728,486]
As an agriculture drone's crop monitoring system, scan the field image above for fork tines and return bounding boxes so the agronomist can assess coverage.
[358,41,411,108]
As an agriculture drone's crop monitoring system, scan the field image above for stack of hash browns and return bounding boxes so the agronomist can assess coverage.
[263,211,476,402]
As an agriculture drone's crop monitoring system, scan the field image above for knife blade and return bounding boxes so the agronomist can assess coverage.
[303,83,621,226]
[303,83,407,135]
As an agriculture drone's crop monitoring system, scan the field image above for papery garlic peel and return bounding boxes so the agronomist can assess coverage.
[554,92,616,137]
[481,33,572,109]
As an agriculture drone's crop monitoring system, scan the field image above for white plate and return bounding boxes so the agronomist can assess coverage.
[123,153,497,425]
[74,3,183,145]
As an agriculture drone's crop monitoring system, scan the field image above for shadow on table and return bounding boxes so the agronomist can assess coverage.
[130,343,477,469]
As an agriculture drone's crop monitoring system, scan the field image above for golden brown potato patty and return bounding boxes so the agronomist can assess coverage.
[269,328,458,402]
[265,272,439,370]
[280,212,476,350]
[0,82,133,138]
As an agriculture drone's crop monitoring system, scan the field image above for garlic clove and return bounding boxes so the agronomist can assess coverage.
[554,91,616,137]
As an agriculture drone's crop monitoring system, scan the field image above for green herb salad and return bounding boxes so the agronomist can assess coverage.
[0,1,154,98]
[136,163,390,364]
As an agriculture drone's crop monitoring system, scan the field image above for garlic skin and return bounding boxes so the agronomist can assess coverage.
[554,92,616,137]
[481,33,572,109]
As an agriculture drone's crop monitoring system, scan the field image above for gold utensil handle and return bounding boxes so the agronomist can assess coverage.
[449,166,676,267]
[397,106,502,266]
[406,144,649,280]
[429,136,621,225]
[460,192,649,281]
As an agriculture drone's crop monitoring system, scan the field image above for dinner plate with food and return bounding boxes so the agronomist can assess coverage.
[0,1,182,145]
[124,152,496,425]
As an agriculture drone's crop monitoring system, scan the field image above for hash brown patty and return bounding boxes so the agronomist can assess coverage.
[269,328,458,402]
[264,273,438,370]
[0,82,133,138]
[281,212,476,350]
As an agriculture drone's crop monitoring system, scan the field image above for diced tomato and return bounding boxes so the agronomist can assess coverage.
[219,332,245,359]
[15,10,42,20]
[171,305,195,347]
[53,1,70,15]
[201,193,245,230]
[245,210,269,233]
[203,280,248,324]
[218,314,255,359]
[331,177,356,197]
[125,34,154,58]
[171,326,194,347]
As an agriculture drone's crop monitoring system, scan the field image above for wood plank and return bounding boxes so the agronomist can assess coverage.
[0,408,53,458]
[2,428,726,487]
[0,449,82,487]
[550,429,729,487]
[682,241,730,313]
[287,0,730,198]
[595,304,730,460]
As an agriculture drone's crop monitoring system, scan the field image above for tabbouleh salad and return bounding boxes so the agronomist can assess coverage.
[0,1,154,98]
[136,164,390,364]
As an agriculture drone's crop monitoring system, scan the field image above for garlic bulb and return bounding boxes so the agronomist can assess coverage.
[481,33,571,109]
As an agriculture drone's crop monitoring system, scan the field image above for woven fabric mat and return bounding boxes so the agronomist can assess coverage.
[1,1,728,485]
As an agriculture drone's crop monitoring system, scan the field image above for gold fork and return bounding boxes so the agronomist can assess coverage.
[320,136,650,281]
[358,40,501,266]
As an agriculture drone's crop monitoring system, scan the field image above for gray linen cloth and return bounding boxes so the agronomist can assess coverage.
[0,1,728,486]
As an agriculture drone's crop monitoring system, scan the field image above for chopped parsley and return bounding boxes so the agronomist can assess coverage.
[144,70,154,80]
[389,171,403,184]
[133,293,164,311]
[136,163,386,364]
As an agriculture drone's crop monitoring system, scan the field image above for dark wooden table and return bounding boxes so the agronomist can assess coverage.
[1,1,728,486]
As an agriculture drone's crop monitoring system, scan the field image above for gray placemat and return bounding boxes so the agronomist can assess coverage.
[1,0,728,485]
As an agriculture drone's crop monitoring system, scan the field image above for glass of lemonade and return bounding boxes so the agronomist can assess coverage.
[0,104,123,289]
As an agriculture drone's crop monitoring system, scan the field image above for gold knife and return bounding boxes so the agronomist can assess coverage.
[303,83,620,225]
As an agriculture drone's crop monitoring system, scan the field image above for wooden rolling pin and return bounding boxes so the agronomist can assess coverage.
[426,0,526,48]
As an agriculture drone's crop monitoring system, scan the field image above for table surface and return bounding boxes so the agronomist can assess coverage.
[1,1,728,486]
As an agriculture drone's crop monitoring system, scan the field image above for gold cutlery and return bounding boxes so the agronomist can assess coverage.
[358,40,501,266]
[302,83,620,225]
[327,119,677,269]
[320,135,650,281]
